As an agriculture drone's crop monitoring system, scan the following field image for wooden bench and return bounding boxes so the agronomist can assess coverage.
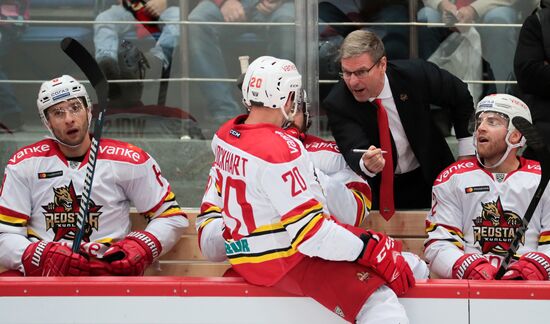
[137,209,428,276]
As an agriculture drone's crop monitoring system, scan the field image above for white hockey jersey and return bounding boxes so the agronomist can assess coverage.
[197,116,364,286]
[0,138,188,271]
[302,134,371,226]
[425,157,550,278]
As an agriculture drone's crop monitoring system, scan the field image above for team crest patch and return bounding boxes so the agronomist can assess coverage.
[41,181,102,242]
[465,186,490,194]
[472,196,522,255]
[38,171,63,179]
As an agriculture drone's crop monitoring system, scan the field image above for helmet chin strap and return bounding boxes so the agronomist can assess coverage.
[475,131,522,169]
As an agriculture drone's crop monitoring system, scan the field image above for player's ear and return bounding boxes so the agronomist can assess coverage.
[510,129,523,145]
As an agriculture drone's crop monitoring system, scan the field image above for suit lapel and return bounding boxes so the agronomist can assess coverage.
[337,81,379,137]
[386,66,421,153]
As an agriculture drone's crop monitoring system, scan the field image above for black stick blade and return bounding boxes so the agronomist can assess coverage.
[60,37,109,102]
[513,117,545,152]
[513,116,550,172]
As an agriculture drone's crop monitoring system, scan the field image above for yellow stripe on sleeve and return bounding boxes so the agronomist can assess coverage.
[229,247,298,265]
[290,213,324,250]
[281,203,323,226]
[0,214,28,226]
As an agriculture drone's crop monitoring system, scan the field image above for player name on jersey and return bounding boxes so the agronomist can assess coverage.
[214,146,248,177]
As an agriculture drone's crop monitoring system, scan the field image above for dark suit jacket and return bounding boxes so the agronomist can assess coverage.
[322,59,474,206]
[514,8,550,159]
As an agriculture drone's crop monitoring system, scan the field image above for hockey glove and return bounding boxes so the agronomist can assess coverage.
[88,258,114,276]
[22,241,90,276]
[452,254,497,280]
[501,252,550,281]
[102,231,162,276]
[356,232,415,295]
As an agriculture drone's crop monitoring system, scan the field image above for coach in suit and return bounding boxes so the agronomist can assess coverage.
[323,30,475,217]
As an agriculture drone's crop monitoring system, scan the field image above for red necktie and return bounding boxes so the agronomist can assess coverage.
[375,99,395,220]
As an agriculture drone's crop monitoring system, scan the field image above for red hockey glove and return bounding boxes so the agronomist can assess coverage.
[501,252,550,281]
[102,231,162,276]
[356,232,415,295]
[88,258,114,276]
[452,254,497,280]
[22,241,90,276]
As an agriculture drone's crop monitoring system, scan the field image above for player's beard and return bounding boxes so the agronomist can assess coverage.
[477,138,508,166]
[52,122,89,148]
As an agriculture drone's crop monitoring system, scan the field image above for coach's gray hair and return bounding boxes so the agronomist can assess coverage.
[338,30,385,61]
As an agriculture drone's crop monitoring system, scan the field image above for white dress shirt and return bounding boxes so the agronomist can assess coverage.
[359,74,474,177]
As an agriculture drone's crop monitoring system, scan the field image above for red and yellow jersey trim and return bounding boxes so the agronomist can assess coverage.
[142,190,185,221]
[351,189,369,226]
[228,200,325,265]
[228,246,299,265]
[539,231,550,246]
[281,200,323,226]
[425,220,464,250]
[0,206,29,227]
[289,213,324,250]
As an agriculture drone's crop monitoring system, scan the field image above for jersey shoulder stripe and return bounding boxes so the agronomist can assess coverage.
[97,138,150,164]
[215,117,304,164]
[0,205,29,226]
[517,157,541,175]
[303,134,340,153]
[434,158,479,186]
[7,139,59,165]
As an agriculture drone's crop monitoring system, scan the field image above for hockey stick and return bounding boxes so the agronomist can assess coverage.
[495,116,550,279]
[60,37,109,252]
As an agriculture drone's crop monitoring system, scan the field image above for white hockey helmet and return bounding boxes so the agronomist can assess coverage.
[474,93,532,168]
[36,75,92,144]
[475,93,531,133]
[37,75,91,120]
[242,56,302,123]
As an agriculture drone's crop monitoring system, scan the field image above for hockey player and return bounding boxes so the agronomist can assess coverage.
[0,75,189,276]
[425,93,550,281]
[197,56,415,323]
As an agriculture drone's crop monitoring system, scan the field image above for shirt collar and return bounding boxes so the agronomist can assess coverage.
[369,74,391,102]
